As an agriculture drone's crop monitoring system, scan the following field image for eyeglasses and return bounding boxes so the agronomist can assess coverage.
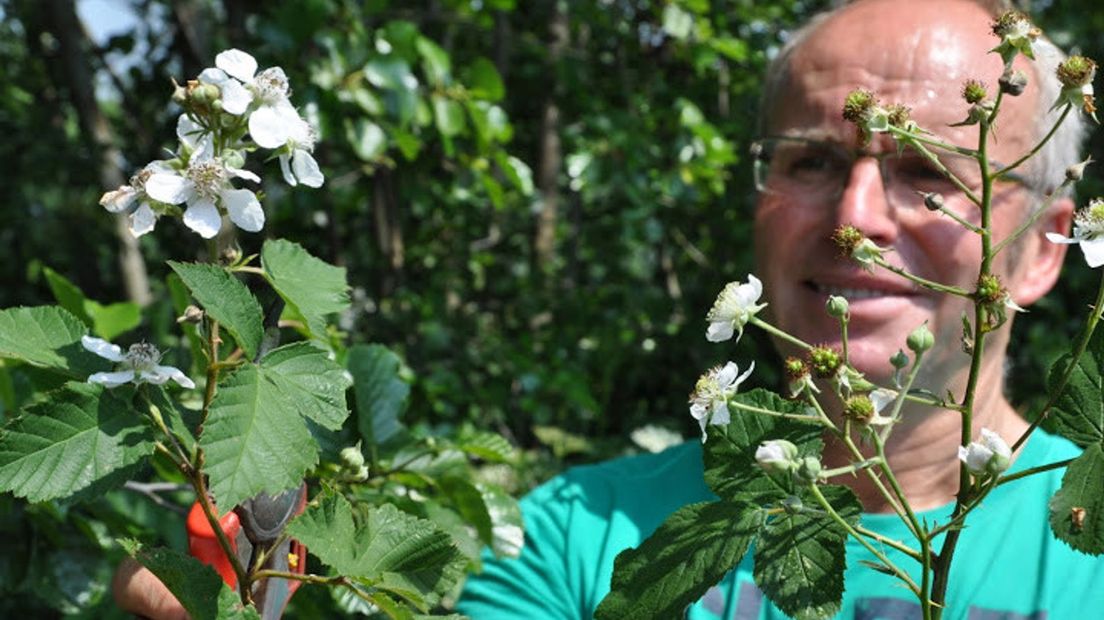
[750,136,1029,212]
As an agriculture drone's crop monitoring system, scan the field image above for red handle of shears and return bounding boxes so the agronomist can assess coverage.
[185,502,306,593]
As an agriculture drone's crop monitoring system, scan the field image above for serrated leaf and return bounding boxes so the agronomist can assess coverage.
[120,540,260,620]
[457,429,515,462]
[704,389,822,502]
[169,262,264,360]
[0,382,154,502]
[1049,443,1104,554]
[287,493,465,607]
[0,306,108,378]
[441,476,492,544]
[43,266,93,327]
[595,501,762,619]
[86,300,142,341]
[348,344,408,447]
[261,343,351,431]
[479,481,523,558]
[261,240,349,338]
[753,485,860,620]
[1047,328,1104,447]
[200,364,317,508]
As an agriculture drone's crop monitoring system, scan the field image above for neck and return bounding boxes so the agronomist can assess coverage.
[821,358,1028,513]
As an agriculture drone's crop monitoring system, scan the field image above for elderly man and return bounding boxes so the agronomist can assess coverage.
[119,0,1100,618]
[457,0,1103,618]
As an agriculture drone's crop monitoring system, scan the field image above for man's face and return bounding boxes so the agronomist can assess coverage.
[754,0,1046,385]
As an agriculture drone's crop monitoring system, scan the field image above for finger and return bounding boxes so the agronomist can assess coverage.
[112,557,190,620]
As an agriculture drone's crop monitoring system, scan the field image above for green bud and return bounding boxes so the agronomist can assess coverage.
[907,323,935,354]
[340,445,365,469]
[826,295,849,319]
[808,346,843,378]
[1058,56,1097,89]
[831,225,864,256]
[975,274,1005,304]
[176,305,204,325]
[919,191,944,212]
[890,349,910,369]
[962,79,987,104]
[1066,156,1093,182]
[843,395,875,424]
[999,68,1028,96]
[784,356,809,380]
[795,456,823,483]
[223,150,246,170]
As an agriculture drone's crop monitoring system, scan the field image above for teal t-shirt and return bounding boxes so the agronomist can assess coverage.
[458,430,1104,619]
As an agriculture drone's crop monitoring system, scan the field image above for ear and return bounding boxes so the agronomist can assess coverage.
[1010,196,1074,307]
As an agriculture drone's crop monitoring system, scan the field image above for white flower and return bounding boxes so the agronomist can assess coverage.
[177,114,214,160]
[630,425,684,453]
[1046,199,1104,267]
[279,117,324,188]
[82,336,195,389]
[706,275,767,342]
[755,439,799,473]
[958,428,1012,477]
[201,49,305,149]
[689,361,754,442]
[99,161,174,237]
[144,152,263,238]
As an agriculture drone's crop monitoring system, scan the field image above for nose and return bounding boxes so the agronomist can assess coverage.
[835,156,899,245]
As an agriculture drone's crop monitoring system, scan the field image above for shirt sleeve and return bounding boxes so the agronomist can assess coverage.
[455,476,583,619]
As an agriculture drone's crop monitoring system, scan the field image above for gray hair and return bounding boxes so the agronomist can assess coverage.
[758,0,1087,201]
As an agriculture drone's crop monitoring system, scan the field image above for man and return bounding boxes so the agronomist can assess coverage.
[457,0,1102,618]
[119,0,1099,617]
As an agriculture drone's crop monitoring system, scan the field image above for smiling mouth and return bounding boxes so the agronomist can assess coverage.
[809,282,916,300]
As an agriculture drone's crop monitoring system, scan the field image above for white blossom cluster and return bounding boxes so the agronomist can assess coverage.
[99,49,324,239]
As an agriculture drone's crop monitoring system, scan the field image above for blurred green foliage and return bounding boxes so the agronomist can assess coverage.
[0,0,1101,615]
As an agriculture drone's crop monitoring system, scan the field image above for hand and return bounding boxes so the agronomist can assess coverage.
[113,557,189,620]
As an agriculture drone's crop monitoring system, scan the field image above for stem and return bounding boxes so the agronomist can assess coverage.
[820,457,883,479]
[189,471,250,602]
[749,316,812,351]
[871,256,971,297]
[991,179,1073,256]
[251,570,379,608]
[808,484,921,595]
[853,524,923,562]
[891,133,981,207]
[920,534,934,620]
[839,315,850,364]
[231,265,267,277]
[1012,269,1104,452]
[996,458,1075,487]
[878,351,926,444]
[994,104,1072,180]
[729,400,824,423]
[144,394,193,469]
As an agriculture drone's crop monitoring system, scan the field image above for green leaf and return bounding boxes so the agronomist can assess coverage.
[348,344,409,447]
[167,273,204,371]
[42,266,93,327]
[365,56,417,91]
[441,476,493,545]
[0,306,108,379]
[703,389,822,502]
[287,493,465,606]
[1049,443,1104,554]
[662,5,694,40]
[347,118,387,161]
[479,481,523,558]
[145,384,198,455]
[260,342,352,431]
[416,36,451,86]
[85,300,141,341]
[595,501,762,619]
[1047,328,1104,447]
[0,382,154,502]
[432,95,465,137]
[119,540,260,620]
[753,485,860,620]
[261,240,349,339]
[169,262,264,360]
[456,429,515,463]
[200,364,317,508]
[464,57,504,102]
[496,153,534,195]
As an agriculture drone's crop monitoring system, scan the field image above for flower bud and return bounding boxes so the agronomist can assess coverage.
[755,439,799,473]
[219,246,241,266]
[171,78,188,105]
[176,305,204,324]
[340,445,365,469]
[958,428,1011,477]
[1058,56,1097,89]
[999,68,1028,96]
[843,395,876,424]
[889,349,910,369]
[223,150,246,170]
[826,295,849,319]
[807,346,842,378]
[795,456,823,483]
[907,323,935,354]
[919,191,945,212]
[975,274,1006,304]
[1066,156,1093,182]
[962,79,987,104]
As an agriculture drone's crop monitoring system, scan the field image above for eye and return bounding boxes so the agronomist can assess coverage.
[779,146,843,180]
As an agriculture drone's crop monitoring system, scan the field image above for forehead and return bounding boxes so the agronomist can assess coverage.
[767,0,1038,155]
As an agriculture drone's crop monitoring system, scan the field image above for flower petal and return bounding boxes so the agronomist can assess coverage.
[219,79,253,115]
[151,365,196,389]
[292,149,324,188]
[1045,232,1078,245]
[82,335,125,362]
[229,166,261,183]
[88,370,136,387]
[145,173,192,205]
[222,188,265,232]
[706,321,734,343]
[1081,238,1104,268]
[129,203,157,237]
[249,106,291,148]
[198,67,229,86]
[183,198,222,238]
[216,49,258,83]
[100,186,137,213]
[279,153,297,187]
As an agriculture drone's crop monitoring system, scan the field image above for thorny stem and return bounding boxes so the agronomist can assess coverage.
[996,458,1075,486]
[251,570,378,607]
[995,104,1073,179]
[870,256,971,297]
[890,131,982,207]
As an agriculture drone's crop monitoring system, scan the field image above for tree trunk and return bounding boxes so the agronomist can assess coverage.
[372,169,404,297]
[42,0,151,306]
[533,2,569,273]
